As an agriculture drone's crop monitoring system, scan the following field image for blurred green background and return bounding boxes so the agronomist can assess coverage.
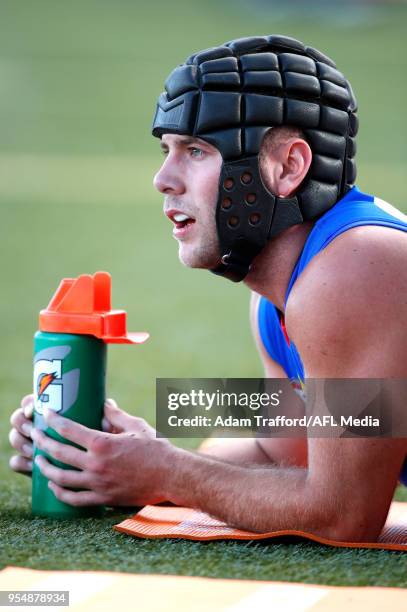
[0,0,406,580]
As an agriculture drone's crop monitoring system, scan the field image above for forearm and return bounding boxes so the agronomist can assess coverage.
[198,437,272,465]
[165,447,327,534]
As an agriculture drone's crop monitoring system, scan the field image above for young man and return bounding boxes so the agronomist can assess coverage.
[9,35,407,542]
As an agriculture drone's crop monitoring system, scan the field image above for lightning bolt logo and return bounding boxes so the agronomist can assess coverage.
[37,372,57,399]
[33,357,67,415]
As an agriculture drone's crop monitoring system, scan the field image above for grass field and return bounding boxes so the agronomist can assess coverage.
[0,0,406,586]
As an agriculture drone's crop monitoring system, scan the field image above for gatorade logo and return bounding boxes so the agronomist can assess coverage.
[33,346,79,416]
[34,359,63,414]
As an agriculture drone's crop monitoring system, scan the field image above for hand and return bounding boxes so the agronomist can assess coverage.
[8,395,126,477]
[31,399,174,507]
[9,395,35,476]
[101,398,144,435]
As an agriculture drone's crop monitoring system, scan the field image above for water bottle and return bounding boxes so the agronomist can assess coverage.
[32,271,148,518]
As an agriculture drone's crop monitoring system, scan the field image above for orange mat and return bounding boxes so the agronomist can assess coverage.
[114,501,407,551]
[1,566,406,611]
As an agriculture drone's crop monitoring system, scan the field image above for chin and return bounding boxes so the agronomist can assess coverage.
[178,244,221,270]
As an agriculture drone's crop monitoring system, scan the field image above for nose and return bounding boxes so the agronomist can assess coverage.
[153,155,186,195]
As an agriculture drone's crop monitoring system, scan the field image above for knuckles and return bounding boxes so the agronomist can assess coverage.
[45,441,65,462]
[87,454,108,475]
[89,434,111,456]
[57,423,72,439]
[132,416,144,426]
[132,416,149,431]
[55,471,70,487]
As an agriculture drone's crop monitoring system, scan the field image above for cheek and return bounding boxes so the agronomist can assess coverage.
[208,160,222,198]
[192,163,221,217]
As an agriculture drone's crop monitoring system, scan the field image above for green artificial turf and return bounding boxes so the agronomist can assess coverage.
[0,0,406,586]
[1,479,406,587]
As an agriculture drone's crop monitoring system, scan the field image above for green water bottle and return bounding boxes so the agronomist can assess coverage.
[32,271,148,519]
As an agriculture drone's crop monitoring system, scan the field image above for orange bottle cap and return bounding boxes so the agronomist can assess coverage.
[39,271,149,344]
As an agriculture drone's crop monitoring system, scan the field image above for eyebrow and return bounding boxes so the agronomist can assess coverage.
[160,136,206,149]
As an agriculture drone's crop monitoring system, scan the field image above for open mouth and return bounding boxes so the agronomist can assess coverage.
[171,212,196,230]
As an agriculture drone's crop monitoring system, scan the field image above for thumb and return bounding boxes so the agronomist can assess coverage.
[103,398,133,433]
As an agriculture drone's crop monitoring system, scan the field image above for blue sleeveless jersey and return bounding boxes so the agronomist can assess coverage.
[257,186,407,485]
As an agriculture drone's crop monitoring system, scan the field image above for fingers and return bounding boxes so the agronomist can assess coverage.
[103,398,136,433]
[34,455,87,489]
[48,482,106,507]
[10,406,33,438]
[9,428,33,458]
[9,397,35,477]
[103,399,125,433]
[9,454,33,476]
[30,428,88,470]
[21,394,34,419]
[9,402,34,471]
[42,408,96,449]
[105,398,118,409]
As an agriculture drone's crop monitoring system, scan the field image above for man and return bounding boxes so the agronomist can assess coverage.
[9,35,407,542]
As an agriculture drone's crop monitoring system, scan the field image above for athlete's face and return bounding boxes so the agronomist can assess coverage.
[153,134,222,269]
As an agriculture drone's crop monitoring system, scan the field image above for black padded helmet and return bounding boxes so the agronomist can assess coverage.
[152,35,358,282]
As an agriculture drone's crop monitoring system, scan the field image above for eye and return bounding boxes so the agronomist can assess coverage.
[189,147,204,158]
[160,148,169,156]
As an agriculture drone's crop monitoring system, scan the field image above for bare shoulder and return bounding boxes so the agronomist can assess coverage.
[288,225,407,317]
[286,225,407,376]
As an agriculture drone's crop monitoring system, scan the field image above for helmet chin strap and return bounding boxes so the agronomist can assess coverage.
[211,156,304,282]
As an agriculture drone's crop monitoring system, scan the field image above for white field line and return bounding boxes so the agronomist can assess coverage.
[226,582,328,612]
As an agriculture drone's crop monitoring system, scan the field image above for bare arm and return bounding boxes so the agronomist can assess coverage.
[33,387,405,542]
[31,228,406,541]
[165,433,405,541]
[167,240,407,540]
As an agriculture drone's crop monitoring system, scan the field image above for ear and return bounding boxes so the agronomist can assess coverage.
[263,138,312,198]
